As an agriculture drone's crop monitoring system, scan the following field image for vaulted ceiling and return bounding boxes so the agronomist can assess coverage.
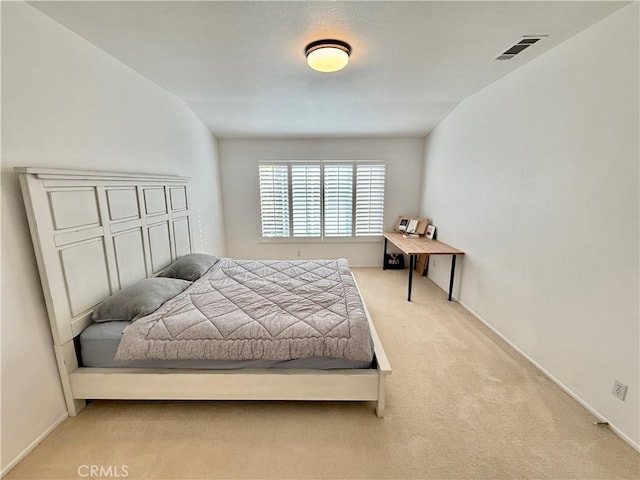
[30,1,628,138]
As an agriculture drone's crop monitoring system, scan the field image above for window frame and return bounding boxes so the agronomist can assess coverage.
[258,160,387,243]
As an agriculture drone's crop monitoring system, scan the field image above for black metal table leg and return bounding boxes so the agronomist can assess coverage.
[448,254,457,301]
[408,254,415,301]
[382,238,388,270]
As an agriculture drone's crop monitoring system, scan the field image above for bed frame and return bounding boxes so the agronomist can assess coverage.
[15,167,391,417]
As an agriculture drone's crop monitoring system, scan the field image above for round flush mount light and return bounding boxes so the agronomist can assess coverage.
[305,39,351,73]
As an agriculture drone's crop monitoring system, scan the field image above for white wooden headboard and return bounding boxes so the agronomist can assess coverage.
[15,168,193,347]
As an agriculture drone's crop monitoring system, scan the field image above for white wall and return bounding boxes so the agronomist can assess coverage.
[218,138,424,266]
[420,4,639,447]
[1,2,226,473]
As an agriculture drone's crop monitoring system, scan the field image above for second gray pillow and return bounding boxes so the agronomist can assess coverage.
[159,253,218,282]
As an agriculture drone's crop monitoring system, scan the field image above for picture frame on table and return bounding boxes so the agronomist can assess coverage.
[425,224,436,240]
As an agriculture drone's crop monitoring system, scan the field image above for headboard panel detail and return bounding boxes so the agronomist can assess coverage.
[16,168,192,345]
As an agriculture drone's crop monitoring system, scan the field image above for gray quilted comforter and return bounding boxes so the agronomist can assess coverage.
[115,258,373,363]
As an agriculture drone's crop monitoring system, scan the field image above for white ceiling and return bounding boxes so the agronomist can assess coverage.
[29,1,628,138]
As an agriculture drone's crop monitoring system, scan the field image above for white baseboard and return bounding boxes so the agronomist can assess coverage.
[1,413,68,478]
[458,299,640,454]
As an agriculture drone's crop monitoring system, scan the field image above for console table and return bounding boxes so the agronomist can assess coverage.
[382,232,464,302]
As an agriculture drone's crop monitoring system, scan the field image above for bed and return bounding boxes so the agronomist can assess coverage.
[15,167,391,417]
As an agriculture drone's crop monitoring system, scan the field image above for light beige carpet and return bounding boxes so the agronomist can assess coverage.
[6,268,639,479]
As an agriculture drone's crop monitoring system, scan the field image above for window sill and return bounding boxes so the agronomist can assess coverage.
[259,236,383,244]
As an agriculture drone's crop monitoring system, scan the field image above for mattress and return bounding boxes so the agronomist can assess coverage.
[80,321,372,369]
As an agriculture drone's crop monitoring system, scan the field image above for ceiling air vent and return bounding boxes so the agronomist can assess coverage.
[495,35,548,61]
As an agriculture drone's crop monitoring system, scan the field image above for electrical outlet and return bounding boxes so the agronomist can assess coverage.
[612,380,628,401]
[432,259,437,267]
[296,250,301,258]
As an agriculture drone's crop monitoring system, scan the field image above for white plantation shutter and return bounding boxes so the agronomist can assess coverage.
[324,164,354,237]
[259,161,385,239]
[291,164,321,237]
[259,164,290,237]
[355,163,386,236]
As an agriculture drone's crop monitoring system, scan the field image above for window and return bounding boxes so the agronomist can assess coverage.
[259,164,290,237]
[291,164,321,237]
[324,164,353,237]
[259,161,386,239]
[355,163,386,236]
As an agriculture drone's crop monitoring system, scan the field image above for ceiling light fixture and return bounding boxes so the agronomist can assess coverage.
[305,39,351,73]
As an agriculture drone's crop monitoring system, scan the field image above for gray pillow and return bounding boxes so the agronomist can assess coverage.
[92,277,191,322]
[159,253,218,281]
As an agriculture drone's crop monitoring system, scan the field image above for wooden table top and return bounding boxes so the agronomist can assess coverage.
[383,231,465,255]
